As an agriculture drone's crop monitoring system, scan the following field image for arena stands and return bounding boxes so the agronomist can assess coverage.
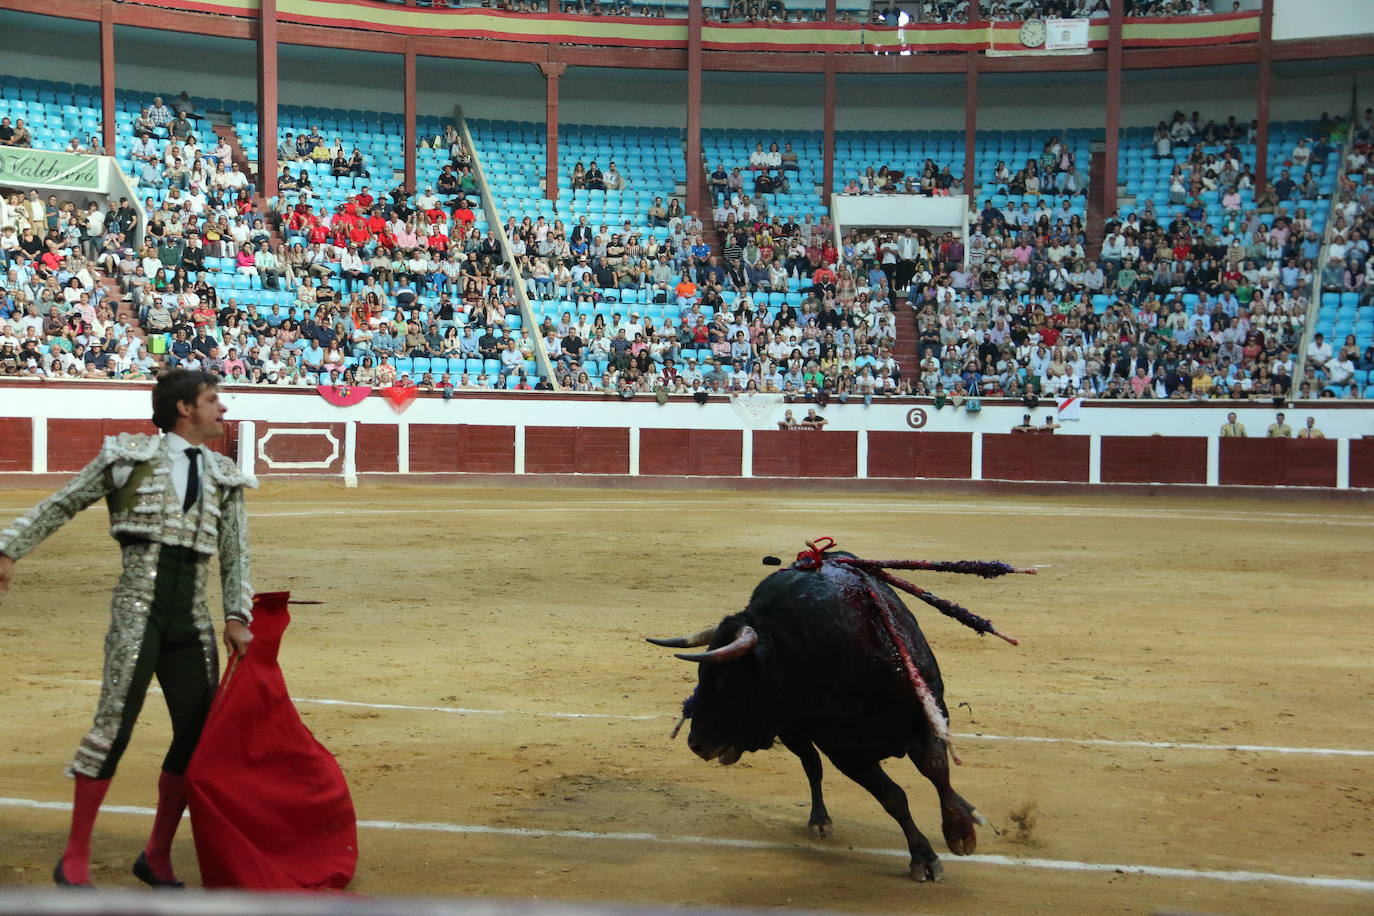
[374,0,866,21]
[0,64,1354,405]
[872,0,1222,25]
[0,78,547,390]
[1311,136,1374,398]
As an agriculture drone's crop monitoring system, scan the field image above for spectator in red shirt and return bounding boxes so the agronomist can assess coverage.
[452,201,476,232]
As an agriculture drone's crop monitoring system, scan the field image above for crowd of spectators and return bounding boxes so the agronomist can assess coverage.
[709,142,803,203]
[127,94,259,218]
[0,79,1354,404]
[0,110,547,390]
[0,115,35,149]
[839,160,964,197]
[452,0,854,22]
[0,190,152,380]
[836,136,1084,201]
[875,0,1233,24]
[1310,135,1374,397]
[893,127,1328,403]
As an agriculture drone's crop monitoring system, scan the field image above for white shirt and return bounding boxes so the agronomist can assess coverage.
[109,432,206,509]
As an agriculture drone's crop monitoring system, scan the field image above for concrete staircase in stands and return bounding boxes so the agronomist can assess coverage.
[1085,149,1107,259]
[893,285,921,383]
[210,119,259,202]
[687,146,724,257]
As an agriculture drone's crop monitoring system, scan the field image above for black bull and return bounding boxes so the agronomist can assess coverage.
[648,552,986,882]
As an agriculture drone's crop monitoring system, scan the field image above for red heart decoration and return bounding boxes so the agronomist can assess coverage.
[316,385,373,407]
[381,386,419,413]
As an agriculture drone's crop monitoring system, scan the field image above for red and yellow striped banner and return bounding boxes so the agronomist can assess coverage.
[123,0,1260,53]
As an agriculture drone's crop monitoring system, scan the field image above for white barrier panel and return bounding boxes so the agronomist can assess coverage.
[832,194,968,231]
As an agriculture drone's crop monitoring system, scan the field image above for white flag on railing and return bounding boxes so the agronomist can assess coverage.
[1057,397,1083,421]
[730,393,785,429]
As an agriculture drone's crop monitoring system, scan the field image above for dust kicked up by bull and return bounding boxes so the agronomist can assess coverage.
[646,538,1036,883]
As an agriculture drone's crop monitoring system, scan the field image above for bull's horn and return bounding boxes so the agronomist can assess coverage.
[646,626,717,649]
[675,626,758,663]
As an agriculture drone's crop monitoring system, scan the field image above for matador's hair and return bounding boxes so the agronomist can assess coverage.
[151,368,218,432]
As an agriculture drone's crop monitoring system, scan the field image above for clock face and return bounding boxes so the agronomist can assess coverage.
[1019,18,1047,48]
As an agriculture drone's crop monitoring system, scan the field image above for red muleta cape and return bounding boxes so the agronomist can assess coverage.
[186,591,358,890]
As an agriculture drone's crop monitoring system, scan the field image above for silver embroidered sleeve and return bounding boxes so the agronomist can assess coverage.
[0,458,112,562]
[217,485,254,625]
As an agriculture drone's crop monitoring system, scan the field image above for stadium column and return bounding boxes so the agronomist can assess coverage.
[100,1,115,156]
[818,0,829,205]
[822,0,835,206]
[686,0,703,216]
[258,0,279,200]
[405,38,417,194]
[537,60,567,202]
[1254,0,1274,191]
[823,62,835,207]
[1101,0,1123,219]
[963,0,979,199]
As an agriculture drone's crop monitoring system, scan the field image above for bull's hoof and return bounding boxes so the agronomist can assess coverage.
[944,827,977,856]
[942,801,977,855]
[908,856,943,883]
[809,816,833,838]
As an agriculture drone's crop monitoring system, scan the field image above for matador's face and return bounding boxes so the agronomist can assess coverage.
[183,385,227,441]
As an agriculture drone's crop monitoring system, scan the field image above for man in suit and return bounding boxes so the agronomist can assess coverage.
[1219,411,1247,437]
[570,216,593,247]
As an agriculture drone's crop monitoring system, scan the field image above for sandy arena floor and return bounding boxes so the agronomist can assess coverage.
[0,484,1371,915]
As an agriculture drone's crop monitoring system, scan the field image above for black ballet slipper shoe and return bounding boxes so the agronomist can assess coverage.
[132,851,185,889]
[53,859,93,888]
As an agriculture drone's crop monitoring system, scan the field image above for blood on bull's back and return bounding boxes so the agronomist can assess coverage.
[743,555,947,758]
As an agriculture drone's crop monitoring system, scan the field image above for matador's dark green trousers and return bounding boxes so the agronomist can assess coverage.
[96,546,215,780]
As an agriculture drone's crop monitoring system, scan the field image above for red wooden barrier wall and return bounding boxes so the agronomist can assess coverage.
[0,418,32,472]
[357,424,399,473]
[45,419,235,473]
[252,422,343,476]
[1100,435,1207,484]
[1351,438,1374,489]
[526,427,629,475]
[640,429,743,476]
[409,424,516,473]
[867,431,972,479]
[982,433,1090,482]
[752,430,858,477]
[9,417,1372,491]
[48,419,161,472]
[1218,438,1337,487]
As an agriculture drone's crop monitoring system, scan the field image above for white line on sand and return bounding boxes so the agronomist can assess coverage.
[0,796,1369,893]
[34,678,1374,757]
[4,499,1371,526]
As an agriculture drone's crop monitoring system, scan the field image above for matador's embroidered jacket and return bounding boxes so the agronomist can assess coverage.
[0,433,257,777]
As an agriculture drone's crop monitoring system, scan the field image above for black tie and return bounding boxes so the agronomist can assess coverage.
[183,448,201,512]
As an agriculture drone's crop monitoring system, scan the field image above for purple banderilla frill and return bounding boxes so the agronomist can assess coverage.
[796,537,1032,645]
